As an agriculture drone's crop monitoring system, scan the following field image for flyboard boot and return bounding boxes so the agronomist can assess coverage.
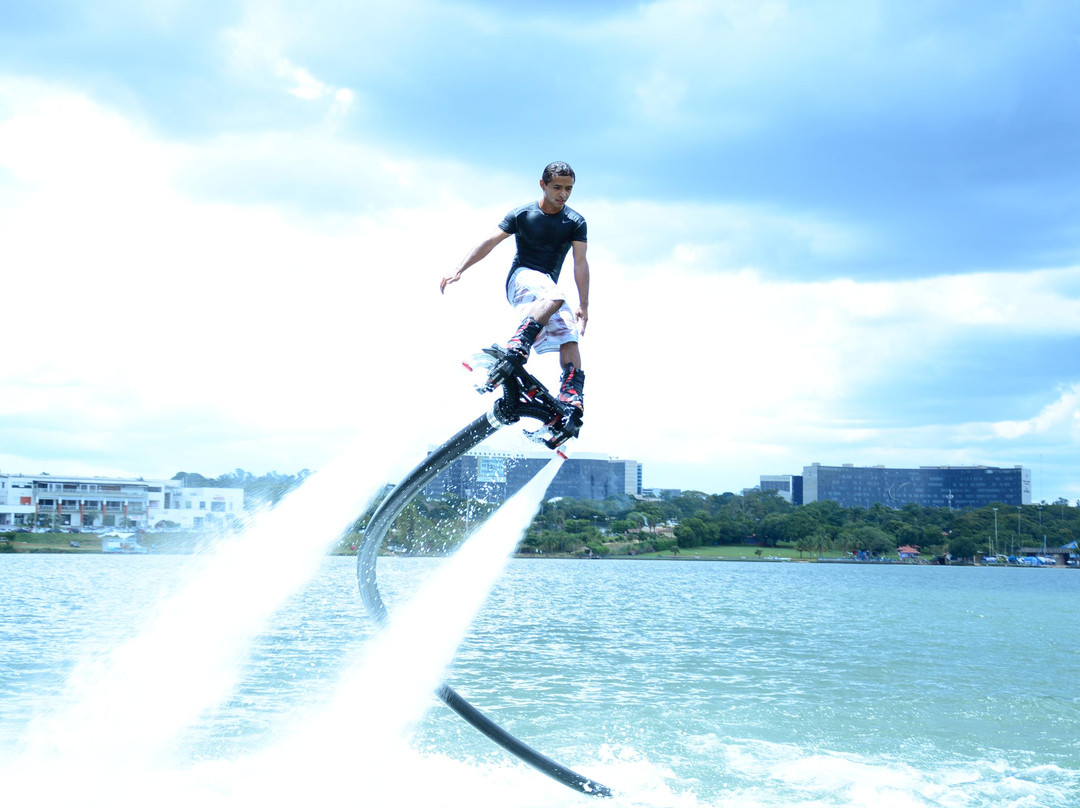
[461,317,582,452]
[504,316,543,363]
[470,316,543,392]
[557,363,585,415]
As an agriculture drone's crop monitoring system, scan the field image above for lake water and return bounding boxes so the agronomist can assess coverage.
[1,552,1077,807]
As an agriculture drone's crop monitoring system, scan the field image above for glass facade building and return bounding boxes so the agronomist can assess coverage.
[760,474,804,505]
[801,463,1031,509]
[425,451,641,503]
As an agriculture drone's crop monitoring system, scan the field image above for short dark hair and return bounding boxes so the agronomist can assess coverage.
[542,161,575,183]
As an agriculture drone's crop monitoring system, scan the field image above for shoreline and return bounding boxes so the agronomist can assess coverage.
[4,532,1074,568]
[3,542,1073,568]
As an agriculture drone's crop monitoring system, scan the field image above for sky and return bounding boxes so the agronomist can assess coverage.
[1,0,1079,502]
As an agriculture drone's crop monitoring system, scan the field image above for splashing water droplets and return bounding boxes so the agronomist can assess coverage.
[2,425,567,807]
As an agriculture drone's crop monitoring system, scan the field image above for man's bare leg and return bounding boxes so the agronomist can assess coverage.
[506,298,564,361]
[528,298,563,325]
[506,301,585,413]
[559,340,582,371]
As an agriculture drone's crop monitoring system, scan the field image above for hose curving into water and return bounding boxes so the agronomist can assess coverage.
[355,404,613,798]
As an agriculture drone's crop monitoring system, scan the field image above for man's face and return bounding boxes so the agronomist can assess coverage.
[540,175,574,209]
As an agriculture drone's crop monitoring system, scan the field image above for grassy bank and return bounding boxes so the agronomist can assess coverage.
[2,533,911,563]
[1,531,212,554]
[598,543,868,561]
[625,544,816,561]
[1,532,104,553]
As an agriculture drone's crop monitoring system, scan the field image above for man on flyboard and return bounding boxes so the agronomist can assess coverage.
[440,161,589,420]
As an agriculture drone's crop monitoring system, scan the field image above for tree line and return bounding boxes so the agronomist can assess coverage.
[172,468,311,508]
[347,485,1080,560]
[175,469,1079,560]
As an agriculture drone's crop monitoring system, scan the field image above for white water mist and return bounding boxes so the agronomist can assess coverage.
[246,456,566,803]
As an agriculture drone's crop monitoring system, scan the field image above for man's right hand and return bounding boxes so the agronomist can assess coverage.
[440,271,463,294]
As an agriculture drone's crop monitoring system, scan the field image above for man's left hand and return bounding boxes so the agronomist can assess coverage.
[576,305,588,335]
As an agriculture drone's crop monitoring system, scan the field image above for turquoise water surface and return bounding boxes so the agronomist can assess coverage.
[1,553,1077,807]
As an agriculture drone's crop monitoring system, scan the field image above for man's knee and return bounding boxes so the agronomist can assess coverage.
[530,298,564,324]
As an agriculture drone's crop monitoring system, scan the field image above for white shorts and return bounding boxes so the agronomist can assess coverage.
[506,268,579,354]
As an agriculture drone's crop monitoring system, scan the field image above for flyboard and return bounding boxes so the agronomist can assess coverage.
[355,346,611,798]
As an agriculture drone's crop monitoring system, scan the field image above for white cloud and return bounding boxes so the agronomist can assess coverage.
[586,199,868,276]
[279,62,331,101]
[2,76,1079,498]
[992,385,1080,441]
[221,4,357,119]
[0,79,474,475]
[599,0,1052,117]
[584,247,1080,493]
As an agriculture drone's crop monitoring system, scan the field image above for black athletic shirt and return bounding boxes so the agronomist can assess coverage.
[499,202,587,289]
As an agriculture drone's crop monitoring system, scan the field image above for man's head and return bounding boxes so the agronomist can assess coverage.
[542,161,575,183]
[539,162,576,212]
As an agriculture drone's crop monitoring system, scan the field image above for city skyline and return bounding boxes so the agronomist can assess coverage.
[3,456,1056,509]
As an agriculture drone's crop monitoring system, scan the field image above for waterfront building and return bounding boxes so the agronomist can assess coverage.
[800,463,1031,509]
[424,449,642,504]
[759,474,804,505]
[0,472,245,530]
[154,486,245,529]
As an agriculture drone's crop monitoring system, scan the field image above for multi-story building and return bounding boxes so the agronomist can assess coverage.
[759,474,804,505]
[425,449,642,504]
[155,486,245,529]
[0,472,244,530]
[800,463,1031,509]
[640,488,682,499]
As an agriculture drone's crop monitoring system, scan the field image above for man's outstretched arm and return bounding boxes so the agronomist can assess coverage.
[440,227,511,294]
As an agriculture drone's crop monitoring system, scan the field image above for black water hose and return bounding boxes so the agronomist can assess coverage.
[355,405,613,798]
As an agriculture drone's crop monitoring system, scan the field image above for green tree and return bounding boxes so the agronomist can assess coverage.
[810,528,833,556]
[674,517,709,548]
[757,513,787,547]
[716,514,753,545]
[392,501,435,552]
[784,508,821,542]
[803,499,845,528]
[845,525,893,556]
[948,533,981,563]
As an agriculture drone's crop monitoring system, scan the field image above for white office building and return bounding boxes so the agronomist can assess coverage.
[0,472,245,531]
